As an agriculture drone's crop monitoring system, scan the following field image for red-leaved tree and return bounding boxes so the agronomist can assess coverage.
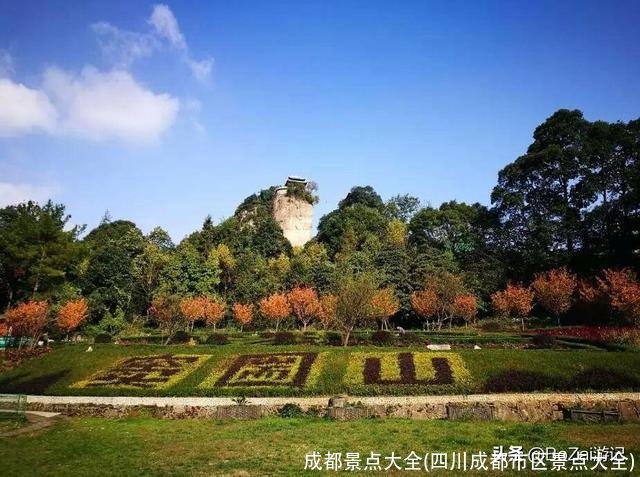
[596,269,640,325]
[232,303,253,331]
[287,286,320,331]
[259,293,291,331]
[149,295,183,344]
[453,294,478,326]
[5,300,50,348]
[56,298,88,336]
[370,288,400,330]
[317,294,337,330]
[531,267,577,326]
[491,284,534,331]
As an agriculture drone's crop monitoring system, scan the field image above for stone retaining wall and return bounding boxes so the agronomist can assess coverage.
[22,393,640,422]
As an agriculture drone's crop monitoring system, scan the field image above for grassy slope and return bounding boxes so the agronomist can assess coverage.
[1,341,640,396]
[0,417,638,476]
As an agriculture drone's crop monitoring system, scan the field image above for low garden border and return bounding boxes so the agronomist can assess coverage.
[20,392,640,423]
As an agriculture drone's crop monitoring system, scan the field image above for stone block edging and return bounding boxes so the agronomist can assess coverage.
[20,392,640,422]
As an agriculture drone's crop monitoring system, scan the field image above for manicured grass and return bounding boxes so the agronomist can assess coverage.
[1,340,640,396]
[0,417,638,476]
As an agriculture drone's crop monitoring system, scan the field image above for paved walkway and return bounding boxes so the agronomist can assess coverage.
[23,392,640,408]
[0,411,61,438]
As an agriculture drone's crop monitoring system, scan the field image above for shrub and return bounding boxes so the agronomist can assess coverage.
[602,328,640,346]
[278,403,305,418]
[483,369,559,392]
[370,330,394,346]
[273,331,297,345]
[570,368,640,391]
[301,331,319,344]
[172,330,191,343]
[398,332,424,346]
[260,331,275,339]
[325,331,342,346]
[94,333,112,344]
[531,334,557,349]
[205,333,230,345]
[478,320,505,332]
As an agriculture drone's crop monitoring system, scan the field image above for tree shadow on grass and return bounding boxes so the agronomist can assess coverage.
[0,369,70,395]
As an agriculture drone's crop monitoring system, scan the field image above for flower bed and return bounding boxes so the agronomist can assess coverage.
[344,352,470,394]
[200,352,327,392]
[73,354,210,390]
[532,326,640,345]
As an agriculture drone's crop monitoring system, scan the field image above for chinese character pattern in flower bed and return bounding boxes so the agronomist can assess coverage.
[73,354,209,389]
[345,352,470,387]
[215,352,318,387]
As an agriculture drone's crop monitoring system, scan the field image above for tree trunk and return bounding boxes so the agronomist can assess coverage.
[342,328,351,347]
[521,317,525,332]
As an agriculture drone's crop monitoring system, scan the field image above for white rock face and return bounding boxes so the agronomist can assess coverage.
[273,188,313,247]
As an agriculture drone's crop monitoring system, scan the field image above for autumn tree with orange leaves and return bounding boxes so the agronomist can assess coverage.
[232,303,253,330]
[531,267,577,326]
[287,286,320,331]
[180,297,207,332]
[453,294,478,326]
[5,300,50,348]
[491,284,534,330]
[595,269,640,325]
[180,296,226,331]
[56,298,88,336]
[203,297,226,330]
[259,293,291,331]
[410,289,438,328]
[317,294,337,330]
[370,288,400,330]
[410,272,468,330]
[149,295,183,344]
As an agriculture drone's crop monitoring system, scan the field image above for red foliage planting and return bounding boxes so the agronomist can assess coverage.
[532,326,639,343]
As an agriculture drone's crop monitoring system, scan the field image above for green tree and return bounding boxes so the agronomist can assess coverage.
[317,204,388,258]
[333,270,380,346]
[491,109,589,277]
[0,201,82,310]
[81,220,145,319]
[159,242,221,298]
[338,185,385,211]
[385,194,421,222]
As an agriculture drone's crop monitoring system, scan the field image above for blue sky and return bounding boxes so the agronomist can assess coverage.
[1,1,639,241]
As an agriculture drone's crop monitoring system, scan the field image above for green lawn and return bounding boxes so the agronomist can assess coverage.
[0,417,638,476]
[1,340,639,396]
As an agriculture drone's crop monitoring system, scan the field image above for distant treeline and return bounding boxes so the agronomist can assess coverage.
[0,109,638,329]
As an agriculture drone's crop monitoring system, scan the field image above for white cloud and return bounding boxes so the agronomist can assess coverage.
[43,66,180,143]
[0,182,57,207]
[187,57,214,83]
[0,50,14,77]
[93,4,212,82]
[0,4,204,143]
[149,4,186,50]
[0,78,57,137]
[91,22,158,68]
